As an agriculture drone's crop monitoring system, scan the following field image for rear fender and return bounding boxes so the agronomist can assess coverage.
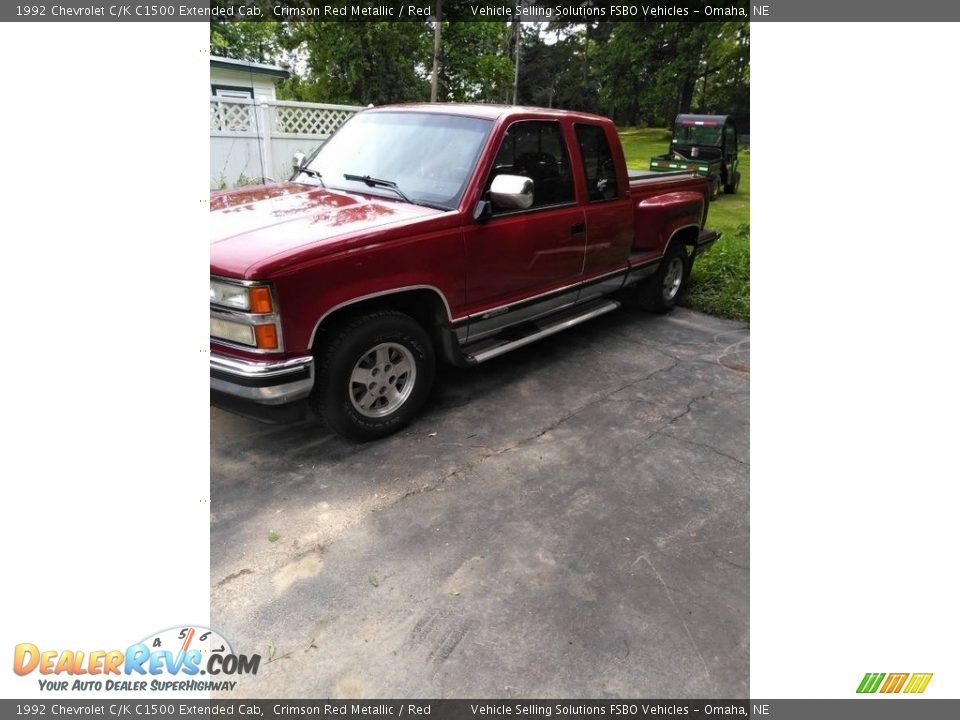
[633,190,705,254]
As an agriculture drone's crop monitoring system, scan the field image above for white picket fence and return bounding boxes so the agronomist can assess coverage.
[210,97,363,189]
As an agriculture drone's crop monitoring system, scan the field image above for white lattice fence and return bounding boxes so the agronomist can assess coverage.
[273,102,358,137]
[210,98,254,133]
[210,97,363,188]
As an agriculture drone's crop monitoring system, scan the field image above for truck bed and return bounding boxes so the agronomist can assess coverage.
[628,168,695,182]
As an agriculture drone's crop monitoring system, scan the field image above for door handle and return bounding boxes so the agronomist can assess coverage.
[570,222,586,235]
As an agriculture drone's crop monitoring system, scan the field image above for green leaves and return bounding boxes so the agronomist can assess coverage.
[209,19,749,131]
[287,22,432,105]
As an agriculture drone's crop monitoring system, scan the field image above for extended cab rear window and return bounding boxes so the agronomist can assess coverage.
[574,124,619,202]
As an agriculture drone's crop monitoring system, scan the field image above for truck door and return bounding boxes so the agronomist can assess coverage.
[573,123,634,301]
[463,120,586,340]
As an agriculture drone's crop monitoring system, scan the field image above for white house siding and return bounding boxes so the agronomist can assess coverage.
[210,67,279,100]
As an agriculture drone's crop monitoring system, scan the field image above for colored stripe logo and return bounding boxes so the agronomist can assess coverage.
[857,672,932,694]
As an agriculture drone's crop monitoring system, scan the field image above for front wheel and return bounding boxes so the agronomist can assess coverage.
[636,242,689,313]
[313,310,435,441]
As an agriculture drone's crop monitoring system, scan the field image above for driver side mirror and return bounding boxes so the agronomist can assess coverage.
[292,152,306,172]
[489,174,534,212]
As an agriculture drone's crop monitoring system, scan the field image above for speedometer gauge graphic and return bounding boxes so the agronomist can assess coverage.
[138,625,233,672]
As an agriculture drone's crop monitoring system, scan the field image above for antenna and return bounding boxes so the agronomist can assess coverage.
[248,61,265,184]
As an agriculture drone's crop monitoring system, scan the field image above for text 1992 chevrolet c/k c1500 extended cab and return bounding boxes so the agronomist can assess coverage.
[210,104,720,440]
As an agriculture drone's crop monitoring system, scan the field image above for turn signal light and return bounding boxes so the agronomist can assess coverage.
[254,323,279,350]
[249,286,273,314]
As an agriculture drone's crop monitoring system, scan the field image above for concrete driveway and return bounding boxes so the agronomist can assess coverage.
[210,307,749,698]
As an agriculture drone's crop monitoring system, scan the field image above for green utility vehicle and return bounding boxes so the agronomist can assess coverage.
[649,114,741,200]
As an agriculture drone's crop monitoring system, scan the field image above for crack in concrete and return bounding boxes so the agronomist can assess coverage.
[529,358,682,442]
[389,471,460,504]
[711,552,750,572]
[659,432,749,467]
[608,330,686,360]
[665,392,713,429]
[611,327,751,379]
[621,391,714,456]
[358,357,686,522]
[215,568,253,588]
[244,331,745,571]
[389,376,734,527]
[637,555,714,692]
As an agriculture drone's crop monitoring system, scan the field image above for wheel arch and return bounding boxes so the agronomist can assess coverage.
[308,286,452,354]
[665,223,700,253]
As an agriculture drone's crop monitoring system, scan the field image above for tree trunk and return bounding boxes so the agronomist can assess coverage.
[430,1,442,102]
[679,79,695,114]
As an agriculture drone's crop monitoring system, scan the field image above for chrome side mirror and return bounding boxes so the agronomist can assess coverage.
[490,174,534,211]
[293,152,306,171]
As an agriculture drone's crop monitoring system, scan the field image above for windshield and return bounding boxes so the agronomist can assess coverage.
[672,123,723,147]
[299,111,493,210]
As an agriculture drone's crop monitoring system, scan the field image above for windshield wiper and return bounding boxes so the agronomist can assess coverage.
[343,173,413,204]
[298,167,325,187]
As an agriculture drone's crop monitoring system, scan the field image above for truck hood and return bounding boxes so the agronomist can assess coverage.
[210,182,443,277]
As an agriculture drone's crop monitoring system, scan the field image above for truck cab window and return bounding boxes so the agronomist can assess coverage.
[575,124,619,202]
[487,121,574,211]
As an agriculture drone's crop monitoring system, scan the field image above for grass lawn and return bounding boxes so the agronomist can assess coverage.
[619,127,750,323]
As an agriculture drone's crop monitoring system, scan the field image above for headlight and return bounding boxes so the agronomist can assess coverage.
[210,278,281,351]
[210,280,249,310]
[210,317,256,346]
[209,281,274,313]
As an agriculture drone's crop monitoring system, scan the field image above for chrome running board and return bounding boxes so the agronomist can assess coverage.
[464,299,620,364]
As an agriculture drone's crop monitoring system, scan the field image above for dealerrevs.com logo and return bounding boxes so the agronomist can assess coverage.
[857,672,933,694]
[13,626,260,692]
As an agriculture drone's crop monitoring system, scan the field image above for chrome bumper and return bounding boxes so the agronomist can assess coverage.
[210,353,314,405]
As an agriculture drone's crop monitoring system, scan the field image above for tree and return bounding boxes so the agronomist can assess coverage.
[517,22,613,115]
[590,21,750,127]
[208,19,749,130]
[282,22,432,105]
[437,22,514,103]
[210,21,285,63]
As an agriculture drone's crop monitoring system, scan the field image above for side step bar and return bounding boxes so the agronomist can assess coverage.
[464,299,620,364]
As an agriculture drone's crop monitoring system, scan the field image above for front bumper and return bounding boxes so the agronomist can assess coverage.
[210,353,314,406]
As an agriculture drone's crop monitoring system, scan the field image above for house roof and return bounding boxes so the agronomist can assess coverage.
[210,55,290,80]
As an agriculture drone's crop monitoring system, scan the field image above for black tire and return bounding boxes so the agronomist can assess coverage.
[313,310,435,441]
[637,242,689,314]
[709,176,721,201]
[724,171,740,194]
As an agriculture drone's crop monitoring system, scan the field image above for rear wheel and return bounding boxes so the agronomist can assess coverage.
[313,310,435,441]
[637,242,689,313]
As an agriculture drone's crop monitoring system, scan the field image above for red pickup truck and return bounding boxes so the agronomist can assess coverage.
[210,104,719,440]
